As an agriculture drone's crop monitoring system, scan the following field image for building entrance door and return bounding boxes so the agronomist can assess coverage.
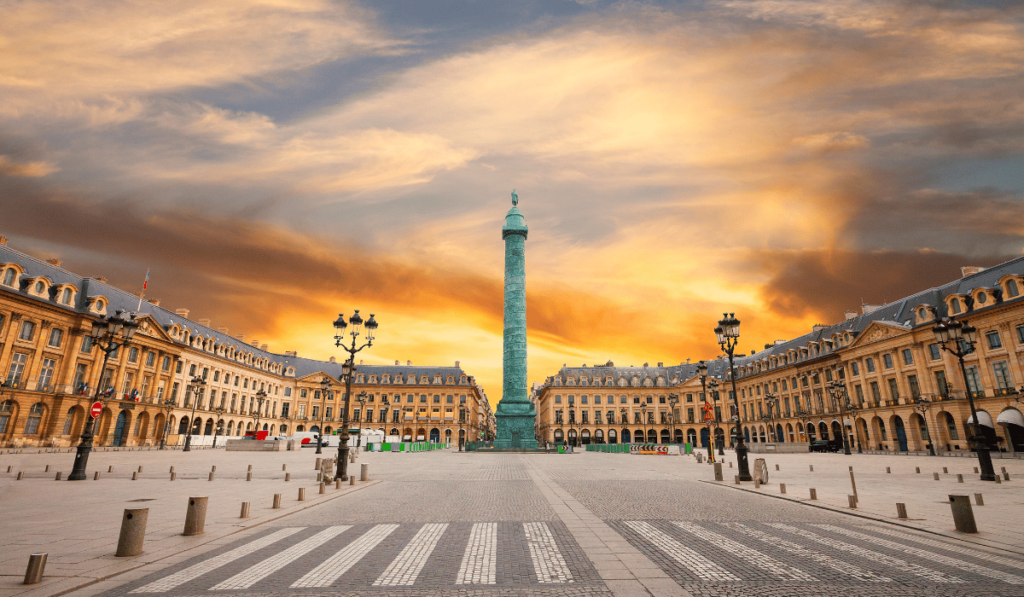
[894,417,908,452]
[113,411,127,446]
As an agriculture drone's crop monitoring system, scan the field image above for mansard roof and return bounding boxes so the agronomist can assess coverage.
[281,355,468,383]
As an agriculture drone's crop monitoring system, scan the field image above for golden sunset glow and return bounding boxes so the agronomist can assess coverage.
[3,0,1023,404]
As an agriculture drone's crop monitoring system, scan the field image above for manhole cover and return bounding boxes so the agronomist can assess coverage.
[128,499,156,502]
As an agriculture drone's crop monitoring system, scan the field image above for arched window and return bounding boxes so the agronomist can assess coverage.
[178,417,189,434]
[2,269,15,286]
[63,407,77,435]
[25,403,44,435]
[1007,279,1020,298]
[61,288,72,304]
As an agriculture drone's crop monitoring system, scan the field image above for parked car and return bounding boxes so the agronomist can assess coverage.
[808,440,838,453]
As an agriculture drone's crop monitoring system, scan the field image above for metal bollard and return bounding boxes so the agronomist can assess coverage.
[116,508,149,556]
[713,462,723,481]
[775,464,779,471]
[779,483,786,494]
[170,472,176,481]
[94,471,100,480]
[45,465,50,472]
[212,465,217,472]
[209,472,214,481]
[6,465,10,473]
[948,495,977,533]
[317,472,322,482]
[957,474,963,483]
[809,488,817,500]
[319,482,326,494]
[17,471,23,480]
[974,467,979,473]
[754,478,761,489]
[240,502,250,518]
[247,472,252,482]
[809,465,813,472]
[886,467,891,474]
[360,463,369,482]
[138,466,143,473]
[896,503,908,519]
[350,452,355,464]
[314,458,321,470]
[729,462,733,468]
[109,465,114,473]
[1001,466,1007,474]
[298,488,306,501]
[273,494,282,509]
[283,464,287,471]
[995,475,1002,484]
[848,495,857,508]
[170,466,174,473]
[350,475,355,486]
[55,472,61,480]
[850,471,858,502]
[734,475,740,485]
[933,473,940,481]
[943,467,948,474]
[23,554,47,585]
[915,467,920,473]
[183,497,208,536]
[335,478,342,489]
[285,473,291,481]
[248,464,252,472]
[1004,471,1010,481]
[975,493,984,506]
[132,471,138,480]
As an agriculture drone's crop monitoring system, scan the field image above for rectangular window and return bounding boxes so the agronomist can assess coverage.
[433,395,441,403]
[284,387,292,397]
[1017,325,1024,345]
[175,361,182,373]
[145,352,156,367]
[128,347,139,363]
[928,343,941,360]
[887,378,899,402]
[19,320,35,341]
[934,370,948,397]
[908,375,920,398]
[189,364,196,376]
[162,356,171,371]
[582,411,589,424]
[581,395,589,404]
[47,328,63,348]
[6,352,28,385]
[901,349,914,366]
[870,381,881,405]
[300,389,307,398]
[686,393,693,402]
[965,366,982,395]
[171,382,179,400]
[866,358,876,373]
[986,330,1002,350]
[81,336,93,353]
[157,381,165,399]
[213,371,220,383]
[297,404,305,418]
[38,358,56,388]
[850,362,859,376]
[781,380,788,391]
[73,363,88,391]
[281,403,290,417]
[783,398,790,416]
[554,395,561,404]
[883,354,894,369]
[141,376,151,398]
[313,405,320,418]
[595,395,602,405]
[121,372,134,395]
[992,361,1012,390]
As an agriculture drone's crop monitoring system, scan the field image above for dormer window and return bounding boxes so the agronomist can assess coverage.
[2,269,15,286]
[34,281,44,293]
[975,291,988,305]
[950,298,962,315]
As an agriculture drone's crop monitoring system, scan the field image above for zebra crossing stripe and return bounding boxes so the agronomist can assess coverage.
[673,522,816,581]
[373,523,448,586]
[768,523,962,584]
[210,526,350,590]
[130,528,305,593]
[456,522,497,585]
[724,523,890,583]
[818,525,1024,585]
[623,521,739,581]
[851,525,1024,570]
[524,522,573,584]
[291,524,399,588]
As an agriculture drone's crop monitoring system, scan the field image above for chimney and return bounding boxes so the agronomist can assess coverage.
[260,343,268,351]
[0,235,7,245]
[395,360,400,365]
[198,318,211,327]
[250,340,259,347]
[218,326,229,333]
[147,299,160,306]
[45,257,61,267]
[455,360,460,368]
[284,350,296,357]
[235,334,245,341]
[643,362,648,367]
[961,266,984,277]
[685,358,690,364]
[750,350,755,356]
[359,359,364,365]
[330,356,337,364]
[176,308,189,318]
[657,362,663,367]
[844,310,857,320]
[407,360,412,366]
[812,324,825,332]
[95,276,107,283]
[862,304,881,315]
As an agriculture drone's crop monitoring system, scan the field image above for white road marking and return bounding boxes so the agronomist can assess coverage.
[818,525,1024,585]
[291,524,399,588]
[130,528,304,593]
[623,521,739,582]
[673,522,817,581]
[456,522,497,585]
[724,523,890,582]
[524,522,573,584]
[210,526,349,590]
[373,523,448,586]
[853,525,1024,569]
[768,523,962,584]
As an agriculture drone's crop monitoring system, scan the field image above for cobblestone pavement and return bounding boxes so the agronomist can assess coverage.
[39,451,1024,597]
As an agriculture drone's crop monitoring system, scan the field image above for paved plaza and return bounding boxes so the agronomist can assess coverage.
[1,447,1022,597]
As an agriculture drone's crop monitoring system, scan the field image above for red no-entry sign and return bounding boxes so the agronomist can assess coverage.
[90,402,103,418]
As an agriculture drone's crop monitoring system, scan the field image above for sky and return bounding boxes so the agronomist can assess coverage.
[2,0,1023,404]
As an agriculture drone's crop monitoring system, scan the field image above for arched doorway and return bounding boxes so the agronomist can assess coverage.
[444,429,452,444]
[608,429,617,444]
[647,429,657,443]
[818,421,829,440]
[997,408,1024,452]
[402,428,412,441]
[553,429,564,444]
[674,429,683,444]
[429,428,440,443]
[621,429,631,443]
[581,429,591,444]
[714,427,725,448]
[567,429,577,446]
[595,429,604,444]
[416,428,426,441]
[893,416,908,452]
[686,428,696,445]
[178,416,189,435]
[743,427,750,443]
[776,424,784,443]
[831,421,843,445]
[806,425,816,441]
[154,413,166,443]
[136,412,150,441]
[700,427,710,447]
[113,410,130,446]
[660,429,670,444]
[204,419,214,435]
[909,413,929,451]
[856,418,869,450]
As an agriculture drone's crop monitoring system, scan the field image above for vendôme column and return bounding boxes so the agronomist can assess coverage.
[493,189,538,449]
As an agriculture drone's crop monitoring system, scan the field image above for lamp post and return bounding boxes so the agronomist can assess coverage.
[182,375,207,452]
[458,396,466,451]
[212,406,226,448]
[355,391,368,449]
[317,377,332,455]
[251,389,267,438]
[568,396,576,447]
[332,310,378,481]
[619,407,627,444]
[914,397,936,455]
[708,378,725,455]
[159,397,175,450]
[932,318,995,481]
[825,379,854,455]
[69,311,140,480]
[716,313,751,481]
[668,394,679,444]
[762,392,779,443]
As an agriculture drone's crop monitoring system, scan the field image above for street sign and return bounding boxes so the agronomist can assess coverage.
[90,402,102,418]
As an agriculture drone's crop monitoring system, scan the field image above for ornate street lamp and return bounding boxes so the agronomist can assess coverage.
[716,313,751,481]
[708,378,725,455]
[317,377,332,455]
[70,311,140,480]
[355,391,368,449]
[933,318,995,481]
[251,389,268,438]
[914,396,935,456]
[158,397,176,450]
[182,375,207,452]
[568,396,577,447]
[458,395,466,451]
[332,310,378,481]
[667,394,679,444]
[211,406,227,448]
[825,378,855,455]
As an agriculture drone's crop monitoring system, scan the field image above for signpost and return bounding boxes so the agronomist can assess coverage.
[90,402,102,419]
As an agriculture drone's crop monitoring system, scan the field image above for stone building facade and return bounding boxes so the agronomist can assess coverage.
[535,259,1024,455]
[0,240,489,448]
